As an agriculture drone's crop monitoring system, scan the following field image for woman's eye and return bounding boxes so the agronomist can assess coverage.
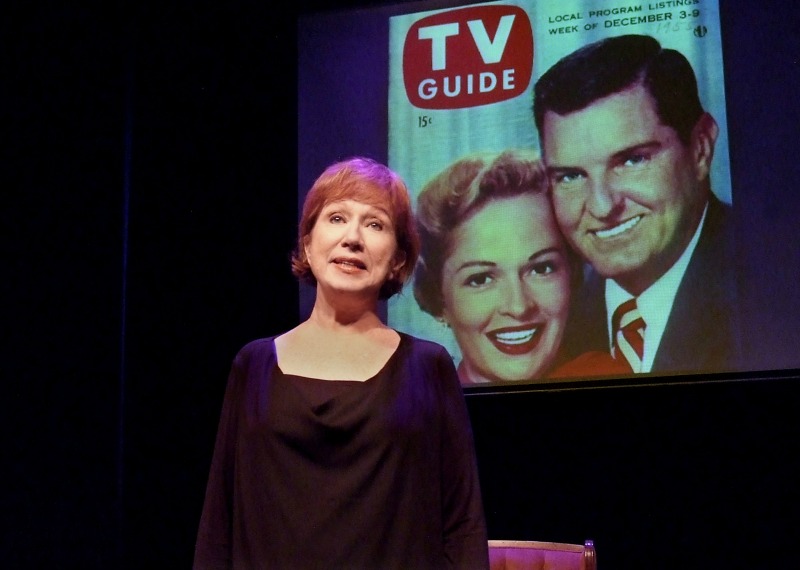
[368,221,384,230]
[329,214,344,223]
[464,272,494,288]
[529,261,557,276]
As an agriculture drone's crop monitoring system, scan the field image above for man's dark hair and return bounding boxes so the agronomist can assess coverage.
[533,34,704,145]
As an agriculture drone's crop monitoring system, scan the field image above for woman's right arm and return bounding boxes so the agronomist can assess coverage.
[192,358,244,570]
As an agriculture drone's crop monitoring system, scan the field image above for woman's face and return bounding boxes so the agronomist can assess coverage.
[305,198,403,301]
[440,194,571,383]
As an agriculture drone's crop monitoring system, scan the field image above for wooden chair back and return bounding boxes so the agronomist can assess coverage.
[488,539,597,570]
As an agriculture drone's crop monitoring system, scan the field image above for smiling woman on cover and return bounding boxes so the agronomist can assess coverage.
[193,157,488,569]
[414,150,576,386]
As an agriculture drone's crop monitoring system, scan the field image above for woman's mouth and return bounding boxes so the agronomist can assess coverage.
[332,257,367,271]
[487,324,542,355]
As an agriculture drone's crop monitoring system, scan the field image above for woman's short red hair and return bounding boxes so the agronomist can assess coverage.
[291,157,420,300]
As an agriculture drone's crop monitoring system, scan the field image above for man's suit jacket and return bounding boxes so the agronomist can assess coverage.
[561,195,743,375]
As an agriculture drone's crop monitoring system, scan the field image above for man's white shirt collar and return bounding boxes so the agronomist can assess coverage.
[604,202,709,373]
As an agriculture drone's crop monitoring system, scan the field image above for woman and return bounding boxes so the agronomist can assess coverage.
[414,150,579,386]
[193,157,489,569]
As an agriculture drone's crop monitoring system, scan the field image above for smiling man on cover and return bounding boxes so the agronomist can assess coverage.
[533,34,741,375]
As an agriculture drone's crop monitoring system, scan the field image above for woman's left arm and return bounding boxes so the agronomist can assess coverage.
[436,347,490,570]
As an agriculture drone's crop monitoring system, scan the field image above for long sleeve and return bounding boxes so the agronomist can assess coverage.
[193,358,244,570]
[435,346,490,570]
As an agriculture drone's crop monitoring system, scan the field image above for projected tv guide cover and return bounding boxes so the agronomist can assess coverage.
[385,0,736,387]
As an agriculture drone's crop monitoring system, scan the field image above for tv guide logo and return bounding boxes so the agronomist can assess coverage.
[403,4,533,110]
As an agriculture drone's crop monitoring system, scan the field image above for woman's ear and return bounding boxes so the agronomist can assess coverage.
[392,250,407,274]
[438,307,450,328]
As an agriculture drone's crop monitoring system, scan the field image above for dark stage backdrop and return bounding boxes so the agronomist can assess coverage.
[5,4,124,567]
[5,0,799,569]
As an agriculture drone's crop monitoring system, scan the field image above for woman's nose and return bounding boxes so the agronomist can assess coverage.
[341,222,364,249]
[501,279,536,318]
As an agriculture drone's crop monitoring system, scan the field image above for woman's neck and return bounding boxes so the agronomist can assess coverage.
[308,287,384,332]
[278,309,399,381]
[457,359,493,385]
[306,306,384,334]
